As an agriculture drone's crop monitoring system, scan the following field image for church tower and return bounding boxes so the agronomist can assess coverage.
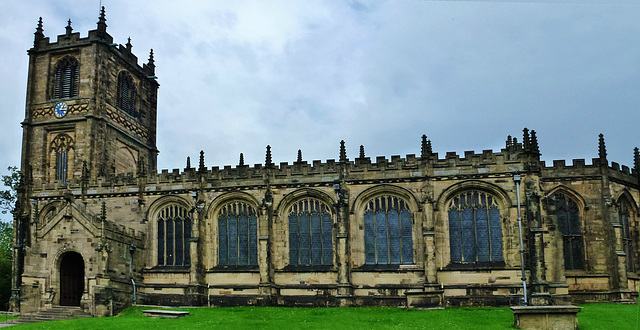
[21,7,158,186]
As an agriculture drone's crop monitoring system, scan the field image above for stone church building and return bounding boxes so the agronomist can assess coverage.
[11,9,640,316]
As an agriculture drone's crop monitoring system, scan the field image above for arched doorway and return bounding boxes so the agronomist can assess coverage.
[59,252,84,306]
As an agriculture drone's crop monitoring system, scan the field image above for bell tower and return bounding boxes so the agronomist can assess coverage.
[21,7,158,186]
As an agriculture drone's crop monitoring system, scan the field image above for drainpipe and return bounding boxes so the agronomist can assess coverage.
[129,244,136,305]
[514,174,528,305]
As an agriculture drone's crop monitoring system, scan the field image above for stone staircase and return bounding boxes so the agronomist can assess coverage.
[9,306,92,324]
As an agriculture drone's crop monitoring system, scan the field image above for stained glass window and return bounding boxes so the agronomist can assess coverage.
[448,191,503,263]
[218,201,258,267]
[117,72,137,117]
[157,205,191,267]
[364,195,413,265]
[54,57,78,99]
[548,192,583,270]
[288,198,333,266]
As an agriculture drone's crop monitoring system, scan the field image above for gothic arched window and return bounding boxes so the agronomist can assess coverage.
[619,201,635,272]
[549,192,583,270]
[50,134,74,184]
[448,191,504,264]
[117,72,137,117]
[364,195,413,265]
[288,198,333,266]
[157,205,192,267]
[218,201,258,267]
[54,57,79,99]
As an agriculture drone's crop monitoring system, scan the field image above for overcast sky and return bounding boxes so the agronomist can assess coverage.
[1,0,639,183]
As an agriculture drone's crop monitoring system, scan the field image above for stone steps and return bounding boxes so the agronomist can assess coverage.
[9,306,92,324]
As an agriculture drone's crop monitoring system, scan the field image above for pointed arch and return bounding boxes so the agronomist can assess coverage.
[209,192,260,267]
[146,195,193,267]
[547,188,585,270]
[545,185,588,211]
[615,189,637,273]
[53,56,79,99]
[50,133,75,184]
[436,180,512,212]
[117,71,137,117]
[278,189,335,267]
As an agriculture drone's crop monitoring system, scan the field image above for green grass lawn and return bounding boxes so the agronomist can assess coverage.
[7,303,639,329]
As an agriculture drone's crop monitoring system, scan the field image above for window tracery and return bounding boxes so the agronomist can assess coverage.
[157,205,191,267]
[50,134,74,184]
[619,201,635,272]
[218,201,258,267]
[548,192,584,270]
[288,198,333,266]
[448,191,503,264]
[364,195,413,265]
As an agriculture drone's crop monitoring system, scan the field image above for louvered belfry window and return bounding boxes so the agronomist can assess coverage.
[218,201,258,267]
[364,195,413,265]
[117,72,137,117]
[548,193,584,270]
[288,198,333,266]
[54,57,79,99]
[157,205,192,267]
[448,191,504,264]
[619,202,635,272]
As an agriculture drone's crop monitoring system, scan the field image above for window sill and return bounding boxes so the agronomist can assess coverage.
[443,262,506,270]
[279,265,336,272]
[144,266,190,273]
[207,266,259,273]
[352,264,420,272]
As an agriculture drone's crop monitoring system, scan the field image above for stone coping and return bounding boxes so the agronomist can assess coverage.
[142,310,190,319]
[510,305,582,314]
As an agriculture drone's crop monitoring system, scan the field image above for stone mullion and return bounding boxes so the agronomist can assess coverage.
[612,222,629,291]
[258,204,273,298]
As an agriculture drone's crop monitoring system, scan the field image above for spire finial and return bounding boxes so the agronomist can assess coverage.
[530,130,540,156]
[239,153,245,166]
[186,156,191,169]
[339,140,347,163]
[126,37,132,51]
[34,17,44,45]
[523,128,531,152]
[65,19,73,37]
[297,149,303,163]
[634,147,639,171]
[199,150,206,172]
[97,6,107,32]
[421,134,428,158]
[427,139,432,154]
[506,135,513,150]
[598,133,607,160]
[265,145,273,167]
[359,145,365,159]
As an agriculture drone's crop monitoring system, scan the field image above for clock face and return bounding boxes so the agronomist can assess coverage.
[54,102,68,118]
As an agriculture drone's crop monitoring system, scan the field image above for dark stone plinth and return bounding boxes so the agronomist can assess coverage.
[511,305,581,330]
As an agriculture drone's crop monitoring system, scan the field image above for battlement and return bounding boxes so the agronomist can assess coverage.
[30,8,155,77]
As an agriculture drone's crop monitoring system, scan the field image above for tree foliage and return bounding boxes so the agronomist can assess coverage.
[0,166,18,310]
[0,166,19,215]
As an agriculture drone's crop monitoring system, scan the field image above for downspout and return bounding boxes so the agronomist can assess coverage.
[514,174,528,305]
[129,244,136,305]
